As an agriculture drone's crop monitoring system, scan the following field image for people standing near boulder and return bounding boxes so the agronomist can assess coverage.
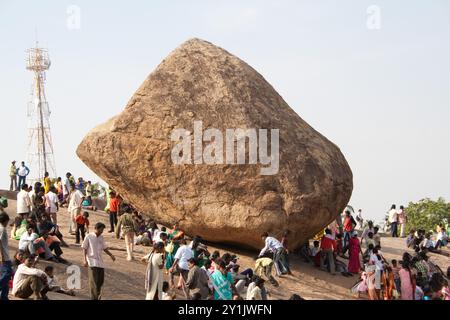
[320,228,336,275]
[361,220,374,245]
[85,181,93,197]
[115,206,137,261]
[108,191,120,233]
[348,231,362,274]
[169,238,193,298]
[0,212,12,300]
[259,232,288,276]
[17,161,30,190]
[68,183,85,235]
[9,160,17,191]
[82,222,116,300]
[186,257,210,300]
[142,241,165,300]
[342,210,356,253]
[388,204,398,237]
[398,205,407,238]
[280,230,292,275]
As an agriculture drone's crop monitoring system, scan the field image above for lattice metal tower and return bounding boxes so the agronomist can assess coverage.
[26,42,57,183]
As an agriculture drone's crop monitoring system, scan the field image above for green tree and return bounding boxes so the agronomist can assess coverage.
[406,197,450,233]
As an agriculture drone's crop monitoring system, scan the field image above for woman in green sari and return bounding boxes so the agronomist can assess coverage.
[209,259,236,300]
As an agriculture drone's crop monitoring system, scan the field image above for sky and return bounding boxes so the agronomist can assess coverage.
[0,0,449,224]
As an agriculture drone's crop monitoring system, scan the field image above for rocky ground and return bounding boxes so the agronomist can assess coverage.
[2,196,448,300]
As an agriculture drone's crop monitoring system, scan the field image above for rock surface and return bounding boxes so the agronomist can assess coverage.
[76,38,353,250]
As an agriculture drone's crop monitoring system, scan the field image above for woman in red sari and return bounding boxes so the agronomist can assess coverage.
[348,231,362,273]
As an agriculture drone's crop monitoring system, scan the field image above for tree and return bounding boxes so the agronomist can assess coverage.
[405,197,450,233]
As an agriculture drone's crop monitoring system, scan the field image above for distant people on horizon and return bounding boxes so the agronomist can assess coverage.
[388,204,398,237]
[9,160,17,191]
[397,205,407,238]
[17,161,30,191]
[356,209,364,230]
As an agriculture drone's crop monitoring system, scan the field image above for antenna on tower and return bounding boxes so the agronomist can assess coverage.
[26,41,57,184]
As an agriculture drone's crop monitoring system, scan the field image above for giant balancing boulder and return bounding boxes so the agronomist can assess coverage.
[76,38,353,250]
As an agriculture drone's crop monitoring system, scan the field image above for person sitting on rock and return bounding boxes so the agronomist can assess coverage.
[44,266,75,296]
[12,254,49,300]
[81,196,97,211]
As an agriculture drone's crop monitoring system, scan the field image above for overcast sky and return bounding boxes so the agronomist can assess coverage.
[1,0,449,223]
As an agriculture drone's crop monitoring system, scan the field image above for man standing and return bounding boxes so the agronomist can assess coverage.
[9,161,17,191]
[259,232,288,276]
[17,184,31,219]
[388,204,398,237]
[398,205,407,238]
[62,172,72,207]
[17,161,30,190]
[43,172,51,194]
[0,212,12,300]
[169,238,193,299]
[320,228,336,275]
[82,222,116,300]
[68,183,84,235]
[356,209,364,230]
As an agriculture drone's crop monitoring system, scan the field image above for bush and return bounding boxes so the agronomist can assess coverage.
[405,197,450,233]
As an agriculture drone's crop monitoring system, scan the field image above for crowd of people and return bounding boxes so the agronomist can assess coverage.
[1,164,449,301]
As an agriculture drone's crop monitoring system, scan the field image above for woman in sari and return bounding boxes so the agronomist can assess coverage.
[348,231,362,273]
[142,242,165,300]
[209,259,236,300]
[169,222,185,241]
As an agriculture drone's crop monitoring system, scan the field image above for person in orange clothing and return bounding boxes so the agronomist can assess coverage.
[320,228,336,275]
[108,192,120,233]
[75,211,90,244]
[343,210,357,254]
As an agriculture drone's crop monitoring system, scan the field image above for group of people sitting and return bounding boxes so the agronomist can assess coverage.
[406,225,449,254]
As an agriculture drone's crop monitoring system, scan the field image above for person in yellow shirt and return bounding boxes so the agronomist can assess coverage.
[43,172,51,194]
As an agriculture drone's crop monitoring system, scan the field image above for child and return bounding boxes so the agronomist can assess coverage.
[44,266,75,296]
[335,233,344,257]
[311,240,321,267]
[391,259,401,293]
[75,211,89,244]
[162,281,175,300]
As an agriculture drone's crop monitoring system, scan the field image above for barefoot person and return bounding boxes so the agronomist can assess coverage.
[82,222,116,300]
[68,183,84,235]
[258,232,288,276]
[115,206,137,261]
[142,242,165,300]
[9,160,17,191]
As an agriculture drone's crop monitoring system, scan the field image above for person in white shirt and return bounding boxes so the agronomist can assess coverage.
[45,186,59,224]
[17,161,30,190]
[388,204,398,237]
[17,184,31,216]
[12,255,48,300]
[361,220,375,246]
[259,232,288,276]
[397,205,407,238]
[369,248,385,294]
[68,183,85,235]
[82,222,115,300]
[356,209,364,230]
[169,239,193,299]
[246,277,265,300]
